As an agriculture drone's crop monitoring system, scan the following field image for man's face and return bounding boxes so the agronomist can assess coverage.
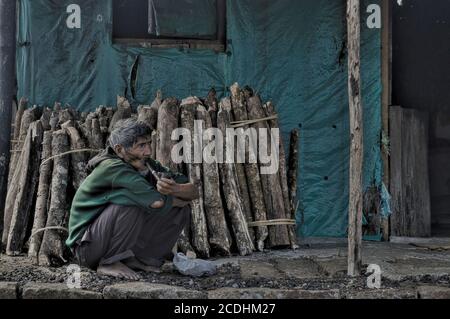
[115,135,152,170]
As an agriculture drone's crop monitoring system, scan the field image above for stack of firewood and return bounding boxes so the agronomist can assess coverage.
[1,83,300,265]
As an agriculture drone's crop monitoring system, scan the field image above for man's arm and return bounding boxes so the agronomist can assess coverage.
[156,178,199,201]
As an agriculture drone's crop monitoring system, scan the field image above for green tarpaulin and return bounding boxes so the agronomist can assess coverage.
[16,0,383,238]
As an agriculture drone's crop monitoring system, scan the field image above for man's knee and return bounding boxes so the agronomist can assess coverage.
[101,204,146,223]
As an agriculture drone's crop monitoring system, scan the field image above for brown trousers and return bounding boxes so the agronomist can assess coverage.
[73,204,190,269]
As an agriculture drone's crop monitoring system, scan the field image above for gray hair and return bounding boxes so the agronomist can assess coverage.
[108,118,152,149]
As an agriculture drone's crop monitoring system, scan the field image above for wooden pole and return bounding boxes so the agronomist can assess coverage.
[381,0,392,241]
[347,0,363,277]
[0,0,17,243]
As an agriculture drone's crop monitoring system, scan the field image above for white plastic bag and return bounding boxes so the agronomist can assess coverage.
[173,252,217,277]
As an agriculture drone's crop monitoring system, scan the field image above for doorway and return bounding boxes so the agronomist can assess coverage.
[392,0,450,237]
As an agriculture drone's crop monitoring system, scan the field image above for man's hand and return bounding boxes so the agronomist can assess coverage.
[156,178,179,195]
[157,178,199,201]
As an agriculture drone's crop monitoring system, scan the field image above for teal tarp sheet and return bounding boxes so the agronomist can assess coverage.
[148,0,218,38]
[17,0,383,238]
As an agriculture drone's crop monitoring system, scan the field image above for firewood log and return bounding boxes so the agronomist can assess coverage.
[4,120,43,255]
[3,107,38,245]
[109,96,132,132]
[246,94,290,248]
[230,83,255,245]
[96,106,111,136]
[156,98,180,172]
[217,98,254,255]
[196,103,231,256]
[28,130,53,262]
[40,107,52,131]
[58,108,75,126]
[138,90,162,130]
[176,227,196,257]
[49,112,59,132]
[13,97,27,140]
[263,101,298,249]
[204,88,218,128]
[287,129,299,224]
[7,105,38,188]
[180,97,210,258]
[38,129,70,266]
[90,117,104,150]
[61,121,88,189]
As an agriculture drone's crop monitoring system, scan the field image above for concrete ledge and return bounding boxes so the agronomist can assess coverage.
[103,283,206,299]
[275,258,323,279]
[239,261,284,280]
[208,288,340,299]
[0,282,18,299]
[343,288,417,299]
[22,283,102,299]
[418,286,450,299]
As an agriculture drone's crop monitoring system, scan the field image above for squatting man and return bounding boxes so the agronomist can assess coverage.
[66,119,198,280]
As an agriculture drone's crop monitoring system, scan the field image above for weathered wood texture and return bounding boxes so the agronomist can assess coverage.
[96,106,113,138]
[390,106,431,237]
[156,98,180,172]
[264,101,298,249]
[180,98,210,258]
[28,130,53,261]
[109,96,132,131]
[82,112,103,150]
[12,97,27,140]
[58,108,75,127]
[381,0,391,241]
[230,83,256,244]
[5,121,43,255]
[3,107,38,245]
[138,90,162,130]
[217,98,254,256]
[204,88,218,130]
[40,107,52,131]
[38,129,70,266]
[197,103,231,256]
[246,94,290,248]
[61,121,88,189]
[287,129,299,220]
[7,105,37,188]
[347,0,363,277]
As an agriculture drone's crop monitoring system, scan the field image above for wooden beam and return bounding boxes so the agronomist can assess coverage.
[381,0,392,241]
[0,0,17,246]
[347,0,363,277]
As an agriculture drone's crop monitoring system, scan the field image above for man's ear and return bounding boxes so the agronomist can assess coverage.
[113,144,125,159]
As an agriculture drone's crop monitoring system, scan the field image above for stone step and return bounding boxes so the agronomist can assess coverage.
[0,282,18,299]
[208,288,340,299]
[22,283,102,299]
[103,282,206,299]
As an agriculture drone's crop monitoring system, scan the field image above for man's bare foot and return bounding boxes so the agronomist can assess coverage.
[124,257,161,273]
[97,261,141,280]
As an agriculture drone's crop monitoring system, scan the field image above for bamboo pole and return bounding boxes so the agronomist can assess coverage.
[347,0,363,277]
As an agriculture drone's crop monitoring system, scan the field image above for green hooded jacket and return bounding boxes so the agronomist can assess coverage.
[65,147,188,248]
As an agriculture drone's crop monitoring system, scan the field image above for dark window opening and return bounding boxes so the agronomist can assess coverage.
[112,0,226,51]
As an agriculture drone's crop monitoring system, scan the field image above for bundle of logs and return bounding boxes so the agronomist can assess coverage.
[1,83,300,265]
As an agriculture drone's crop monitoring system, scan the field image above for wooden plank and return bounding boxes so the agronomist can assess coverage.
[390,106,431,237]
[389,106,403,236]
[401,108,431,237]
[381,0,392,241]
[347,0,363,277]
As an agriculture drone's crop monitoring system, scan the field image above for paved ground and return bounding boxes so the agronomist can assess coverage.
[1,239,450,299]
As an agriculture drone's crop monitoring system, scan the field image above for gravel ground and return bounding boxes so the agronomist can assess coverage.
[1,248,449,295]
[0,254,432,294]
